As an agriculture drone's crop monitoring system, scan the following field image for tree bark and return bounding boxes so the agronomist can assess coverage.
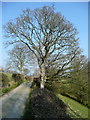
[40,63,46,89]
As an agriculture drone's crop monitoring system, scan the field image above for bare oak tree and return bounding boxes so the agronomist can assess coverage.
[7,43,35,75]
[4,5,80,88]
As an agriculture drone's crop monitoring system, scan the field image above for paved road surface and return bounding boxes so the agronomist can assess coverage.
[0,82,32,119]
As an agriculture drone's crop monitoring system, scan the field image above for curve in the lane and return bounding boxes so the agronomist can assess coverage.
[0,83,31,118]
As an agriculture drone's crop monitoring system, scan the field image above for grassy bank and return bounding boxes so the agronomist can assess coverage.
[57,94,89,118]
[0,83,21,97]
[0,72,31,97]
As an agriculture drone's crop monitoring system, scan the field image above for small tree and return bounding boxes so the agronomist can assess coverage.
[4,5,80,88]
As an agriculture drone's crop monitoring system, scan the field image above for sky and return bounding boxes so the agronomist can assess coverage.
[0,2,88,68]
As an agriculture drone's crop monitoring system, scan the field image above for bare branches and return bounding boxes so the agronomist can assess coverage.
[7,43,35,74]
[4,5,80,80]
[53,47,79,76]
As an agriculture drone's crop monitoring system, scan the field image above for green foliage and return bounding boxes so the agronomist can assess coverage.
[46,55,88,107]
[57,94,89,118]
[68,56,88,105]
[0,72,25,96]
[0,72,24,88]
[25,76,31,81]
[46,77,88,107]
[0,73,12,87]
[45,80,68,95]
[1,83,19,96]
[12,73,24,84]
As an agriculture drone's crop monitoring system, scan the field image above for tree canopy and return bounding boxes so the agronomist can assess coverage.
[4,5,81,88]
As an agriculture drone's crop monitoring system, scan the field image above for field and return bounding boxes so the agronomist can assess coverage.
[57,94,89,118]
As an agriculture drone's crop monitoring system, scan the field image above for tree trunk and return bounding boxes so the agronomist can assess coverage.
[40,63,46,89]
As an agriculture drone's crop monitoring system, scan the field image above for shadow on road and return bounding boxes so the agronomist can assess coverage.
[1,84,30,119]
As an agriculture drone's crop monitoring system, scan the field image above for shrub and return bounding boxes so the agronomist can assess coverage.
[1,73,10,87]
[0,73,2,87]
[33,78,40,88]
[12,73,24,84]
[2,83,19,94]
[25,76,31,81]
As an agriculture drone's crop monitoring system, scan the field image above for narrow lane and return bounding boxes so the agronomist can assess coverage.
[0,82,31,118]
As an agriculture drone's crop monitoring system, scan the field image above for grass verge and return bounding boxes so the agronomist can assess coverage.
[22,88,33,120]
[0,83,20,97]
[56,94,89,118]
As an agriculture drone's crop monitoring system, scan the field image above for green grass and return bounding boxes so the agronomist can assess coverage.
[6,73,12,78]
[0,83,20,97]
[57,94,89,118]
